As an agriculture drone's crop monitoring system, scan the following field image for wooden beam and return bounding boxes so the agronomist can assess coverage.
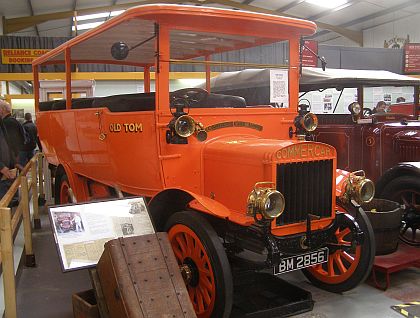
[209,0,363,45]
[0,72,221,81]
[4,0,184,34]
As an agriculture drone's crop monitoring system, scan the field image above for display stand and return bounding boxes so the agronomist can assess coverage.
[371,243,420,290]
[231,271,314,318]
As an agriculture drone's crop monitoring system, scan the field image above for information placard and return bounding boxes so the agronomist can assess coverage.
[269,69,289,107]
[48,197,155,272]
[404,43,420,73]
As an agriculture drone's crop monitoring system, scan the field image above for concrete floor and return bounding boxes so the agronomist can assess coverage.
[15,213,420,318]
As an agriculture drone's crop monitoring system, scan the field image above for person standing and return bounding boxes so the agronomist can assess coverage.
[19,113,38,166]
[0,100,25,163]
[0,117,17,200]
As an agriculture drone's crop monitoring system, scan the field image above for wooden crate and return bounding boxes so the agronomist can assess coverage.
[96,233,196,318]
[72,289,100,318]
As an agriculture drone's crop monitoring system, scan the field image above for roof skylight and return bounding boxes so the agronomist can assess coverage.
[305,0,347,9]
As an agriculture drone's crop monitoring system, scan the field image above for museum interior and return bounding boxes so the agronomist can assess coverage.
[0,0,419,317]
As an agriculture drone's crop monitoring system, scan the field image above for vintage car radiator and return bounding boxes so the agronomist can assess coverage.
[276,160,333,225]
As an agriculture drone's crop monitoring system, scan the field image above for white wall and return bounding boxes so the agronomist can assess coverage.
[363,13,420,48]
[10,99,35,121]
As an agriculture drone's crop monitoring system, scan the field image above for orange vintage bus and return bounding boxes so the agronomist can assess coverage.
[33,5,375,317]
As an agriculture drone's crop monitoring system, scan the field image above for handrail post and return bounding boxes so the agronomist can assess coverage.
[37,154,46,207]
[31,160,41,229]
[43,156,52,204]
[21,176,36,267]
[0,207,17,318]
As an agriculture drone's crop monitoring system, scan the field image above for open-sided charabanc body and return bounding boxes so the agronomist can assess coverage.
[33,5,376,317]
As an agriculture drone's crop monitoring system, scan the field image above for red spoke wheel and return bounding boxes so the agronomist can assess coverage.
[302,202,375,293]
[381,176,420,246]
[165,211,233,318]
[55,173,72,204]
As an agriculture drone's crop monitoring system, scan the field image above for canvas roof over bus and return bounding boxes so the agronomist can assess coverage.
[32,4,316,67]
[205,67,420,92]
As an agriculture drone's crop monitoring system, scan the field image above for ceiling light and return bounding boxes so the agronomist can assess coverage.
[110,10,125,17]
[74,10,125,22]
[72,21,104,31]
[305,0,347,9]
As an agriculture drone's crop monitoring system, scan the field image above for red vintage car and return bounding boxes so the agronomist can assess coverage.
[207,67,420,246]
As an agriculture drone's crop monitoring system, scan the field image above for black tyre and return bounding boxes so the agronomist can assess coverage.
[381,176,420,246]
[55,173,71,205]
[165,211,233,318]
[302,202,375,293]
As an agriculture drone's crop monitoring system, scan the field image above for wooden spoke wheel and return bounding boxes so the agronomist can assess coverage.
[302,203,375,293]
[381,176,420,247]
[55,173,72,204]
[165,211,233,318]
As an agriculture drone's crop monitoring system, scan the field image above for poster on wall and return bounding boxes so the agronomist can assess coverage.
[269,69,289,107]
[323,94,333,113]
[12,109,24,121]
[404,43,420,73]
[48,197,155,272]
[302,40,318,67]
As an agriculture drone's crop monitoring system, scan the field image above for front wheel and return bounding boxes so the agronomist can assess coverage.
[302,202,375,293]
[165,211,233,318]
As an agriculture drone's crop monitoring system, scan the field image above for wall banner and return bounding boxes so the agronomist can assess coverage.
[1,49,50,64]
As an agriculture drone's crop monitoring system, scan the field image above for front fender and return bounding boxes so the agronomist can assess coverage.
[148,188,231,231]
[376,162,420,196]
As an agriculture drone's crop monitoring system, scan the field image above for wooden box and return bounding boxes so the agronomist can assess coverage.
[72,289,100,318]
[96,233,196,318]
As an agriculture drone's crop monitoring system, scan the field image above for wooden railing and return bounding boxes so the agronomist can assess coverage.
[0,153,47,318]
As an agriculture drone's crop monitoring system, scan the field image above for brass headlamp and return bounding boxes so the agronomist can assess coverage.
[290,104,319,139]
[299,112,318,132]
[340,170,375,204]
[174,115,196,138]
[167,114,207,143]
[247,182,285,219]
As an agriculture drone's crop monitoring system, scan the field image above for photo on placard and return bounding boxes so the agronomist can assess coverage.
[52,211,84,235]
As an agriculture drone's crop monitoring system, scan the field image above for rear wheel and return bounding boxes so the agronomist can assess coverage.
[165,211,233,318]
[55,173,72,204]
[381,176,420,246]
[302,202,375,293]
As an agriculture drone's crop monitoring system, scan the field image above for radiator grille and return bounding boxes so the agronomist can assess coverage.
[276,160,333,226]
[396,144,420,162]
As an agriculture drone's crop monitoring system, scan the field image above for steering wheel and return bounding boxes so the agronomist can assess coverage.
[363,108,373,117]
[170,88,209,108]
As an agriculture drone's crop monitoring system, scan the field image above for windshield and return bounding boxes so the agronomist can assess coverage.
[302,86,415,115]
[363,86,414,114]
[171,33,290,109]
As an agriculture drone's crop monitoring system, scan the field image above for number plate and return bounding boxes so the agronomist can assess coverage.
[273,247,329,275]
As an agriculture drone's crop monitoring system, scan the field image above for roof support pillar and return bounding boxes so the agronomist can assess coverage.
[156,24,169,112]
[144,66,151,93]
[65,48,72,109]
[205,55,211,93]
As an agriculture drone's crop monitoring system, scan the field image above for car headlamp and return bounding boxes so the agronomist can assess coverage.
[301,112,318,132]
[247,182,285,219]
[340,170,375,204]
[348,102,361,116]
[174,115,196,138]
